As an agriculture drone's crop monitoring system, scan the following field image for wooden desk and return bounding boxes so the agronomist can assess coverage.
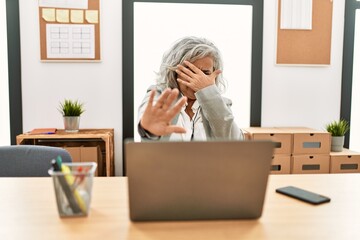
[16,129,114,176]
[0,174,359,239]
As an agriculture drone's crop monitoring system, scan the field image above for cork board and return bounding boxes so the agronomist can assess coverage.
[276,0,333,65]
[39,0,101,61]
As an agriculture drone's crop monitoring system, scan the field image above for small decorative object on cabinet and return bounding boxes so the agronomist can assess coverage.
[58,99,85,133]
[325,119,350,152]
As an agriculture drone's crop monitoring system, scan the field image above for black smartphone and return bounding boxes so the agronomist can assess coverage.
[276,186,331,205]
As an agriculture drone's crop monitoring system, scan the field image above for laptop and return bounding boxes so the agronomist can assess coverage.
[125,140,274,221]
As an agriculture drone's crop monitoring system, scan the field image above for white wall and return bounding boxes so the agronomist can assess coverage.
[133,3,253,141]
[18,0,346,175]
[0,0,10,145]
[19,0,123,175]
[262,0,345,130]
[350,10,360,151]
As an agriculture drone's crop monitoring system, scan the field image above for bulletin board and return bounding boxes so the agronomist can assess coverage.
[38,0,101,61]
[276,0,333,65]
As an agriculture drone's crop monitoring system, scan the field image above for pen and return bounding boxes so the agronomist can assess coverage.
[56,155,62,170]
[71,166,90,191]
[72,166,84,191]
[61,163,87,213]
[51,158,82,214]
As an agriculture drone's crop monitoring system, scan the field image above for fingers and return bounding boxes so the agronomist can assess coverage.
[162,88,179,111]
[164,96,188,134]
[145,89,156,111]
[176,61,221,90]
[140,88,187,137]
[183,61,201,74]
[176,78,191,88]
[154,88,171,109]
[154,88,182,111]
[167,96,187,118]
[176,65,195,81]
[212,69,222,78]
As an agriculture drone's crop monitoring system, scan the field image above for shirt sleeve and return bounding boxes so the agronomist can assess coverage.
[195,85,244,140]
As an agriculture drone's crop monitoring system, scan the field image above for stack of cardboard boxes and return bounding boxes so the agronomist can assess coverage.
[244,127,360,174]
[244,127,332,174]
[285,127,331,174]
[330,149,360,173]
[243,127,292,174]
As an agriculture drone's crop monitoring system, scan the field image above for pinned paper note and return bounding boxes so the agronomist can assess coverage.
[39,0,88,9]
[56,9,69,23]
[85,10,98,23]
[280,0,313,30]
[71,10,84,23]
[42,8,55,22]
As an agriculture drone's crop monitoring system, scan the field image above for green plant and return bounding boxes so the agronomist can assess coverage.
[58,99,85,116]
[325,119,350,136]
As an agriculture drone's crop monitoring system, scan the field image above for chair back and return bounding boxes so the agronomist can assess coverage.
[0,145,72,177]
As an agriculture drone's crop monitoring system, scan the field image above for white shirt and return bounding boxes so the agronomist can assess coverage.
[168,100,206,141]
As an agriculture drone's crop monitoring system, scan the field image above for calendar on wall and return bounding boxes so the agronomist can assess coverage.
[38,0,101,61]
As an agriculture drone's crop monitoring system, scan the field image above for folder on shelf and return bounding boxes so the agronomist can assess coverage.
[29,128,57,135]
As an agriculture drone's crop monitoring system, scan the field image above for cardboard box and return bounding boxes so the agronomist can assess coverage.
[330,149,360,173]
[291,154,330,174]
[243,127,292,154]
[270,154,291,174]
[277,127,331,155]
[64,146,102,176]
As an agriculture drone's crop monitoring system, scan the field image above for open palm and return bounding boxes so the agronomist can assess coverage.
[140,88,187,136]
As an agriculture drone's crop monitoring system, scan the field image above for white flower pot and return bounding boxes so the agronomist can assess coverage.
[63,116,80,133]
[331,136,345,152]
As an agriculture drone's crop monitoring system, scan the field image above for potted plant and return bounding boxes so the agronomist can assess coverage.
[325,119,350,152]
[58,99,85,132]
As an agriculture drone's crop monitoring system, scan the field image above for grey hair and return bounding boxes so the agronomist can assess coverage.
[156,36,226,92]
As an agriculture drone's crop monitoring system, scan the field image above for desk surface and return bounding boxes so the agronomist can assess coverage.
[1,174,359,239]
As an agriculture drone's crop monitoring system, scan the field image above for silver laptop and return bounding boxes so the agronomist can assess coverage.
[125,140,274,221]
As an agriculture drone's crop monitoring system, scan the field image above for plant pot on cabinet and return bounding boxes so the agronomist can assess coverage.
[63,116,80,132]
[331,136,344,152]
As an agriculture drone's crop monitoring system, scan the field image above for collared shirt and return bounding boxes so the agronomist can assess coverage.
[168,100,206,141]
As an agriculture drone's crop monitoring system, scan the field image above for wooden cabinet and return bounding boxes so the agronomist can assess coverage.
[16,129,114,176]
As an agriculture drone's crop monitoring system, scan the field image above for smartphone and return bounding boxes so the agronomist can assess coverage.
[276,186,331,205]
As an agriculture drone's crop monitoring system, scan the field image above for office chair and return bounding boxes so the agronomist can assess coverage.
[0,145,72,177]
